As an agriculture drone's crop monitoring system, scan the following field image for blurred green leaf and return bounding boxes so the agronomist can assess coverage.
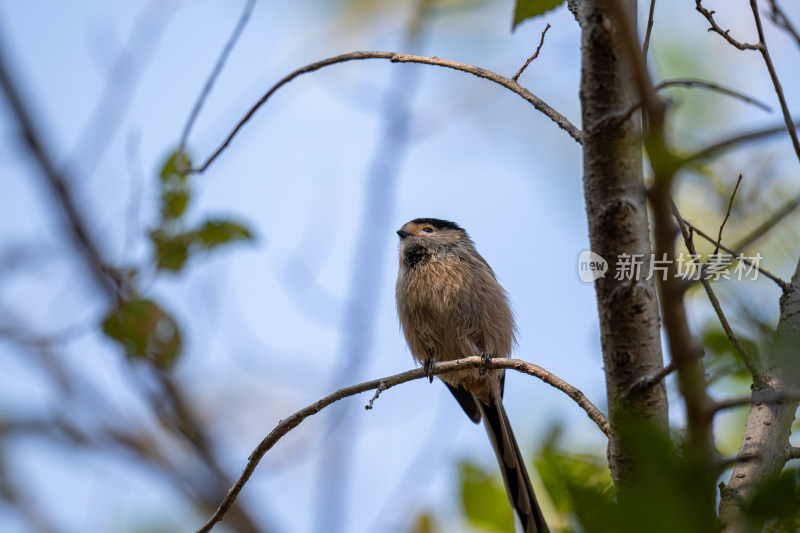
[771,327,800,376]
[102,298,182,370]
[701,323,759,384]
[159,150,191,182]
[512,0,563,30]
[537,421,724,533]
[459,461,514,532]
[163,189,190,219]
[409,511,438,533]
[748,467,800,528]
[150,221,253,272]
[150,230,192,272]
[535,447,614,518]
[193,219,253,250]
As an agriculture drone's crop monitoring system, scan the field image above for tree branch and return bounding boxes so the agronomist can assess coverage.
[696,0,800,166]
[628,362,676,394]
[655,78,772,112]
[512,23,551,81]
[671,201,764,382]
[685,121,800,165]
[767,0,800,48]
[642,0,657,58]
[714,174,742,255]
[719,255,800,532]
[680,211,789,291]
[732,191,800,253]
[195,356,608,533]
[710,388,800,413]
[747,0,800,167]
[193,50,581,173]
[695,0,760,50]
[178,0,255,161]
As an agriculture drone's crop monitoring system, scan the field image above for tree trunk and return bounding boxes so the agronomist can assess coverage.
[576,0,669,497]
[719,262,800,533]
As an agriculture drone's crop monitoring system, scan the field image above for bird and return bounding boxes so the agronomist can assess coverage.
[395,217,549,533]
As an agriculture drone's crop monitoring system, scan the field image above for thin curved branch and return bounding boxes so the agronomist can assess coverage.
[642,0,657,58]
[193,51,581,173]
[655,78,772,112]
[710,388,800,413]
[684,121,800,164]
[512,23,551,82]
[767,0,800,48]
[732,191,800,253]
[195,355,608,533]
[679,218,788,290]
[670,200,764,383]
[695,0,760,50]
[178,0,256,159]
[748,0,800,167]
[696,0,800,165]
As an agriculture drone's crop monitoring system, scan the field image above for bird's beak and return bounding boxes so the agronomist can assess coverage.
[397,229,411,239]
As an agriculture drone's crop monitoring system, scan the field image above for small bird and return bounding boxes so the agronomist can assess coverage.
[395,218,549,533]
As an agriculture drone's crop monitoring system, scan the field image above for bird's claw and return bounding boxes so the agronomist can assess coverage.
[423,358,434,383]
[479,353,493,376]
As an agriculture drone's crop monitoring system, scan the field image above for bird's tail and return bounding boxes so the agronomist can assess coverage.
[477,398,549,533]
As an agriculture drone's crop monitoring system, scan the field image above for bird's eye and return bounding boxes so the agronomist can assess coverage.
[422,227,434,233]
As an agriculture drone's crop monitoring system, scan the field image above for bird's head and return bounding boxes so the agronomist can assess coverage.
[397,217,467,244]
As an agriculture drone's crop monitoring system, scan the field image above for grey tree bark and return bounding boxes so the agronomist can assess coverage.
[576,0,670,497]
[719,260,800,533]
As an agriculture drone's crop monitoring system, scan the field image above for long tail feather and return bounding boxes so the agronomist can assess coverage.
[477,399,549,533]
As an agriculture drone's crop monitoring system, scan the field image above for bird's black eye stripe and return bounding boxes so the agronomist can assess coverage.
[422,227,434,233]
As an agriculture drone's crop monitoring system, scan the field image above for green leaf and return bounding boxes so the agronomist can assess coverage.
[102,298,182,370]
[150,230,193,272]
[747,467,800,526]
[162,189,190,219]
[193,219,253,250]
[459,461,514,532]
[512,0,564,30]
[159,150,191,182]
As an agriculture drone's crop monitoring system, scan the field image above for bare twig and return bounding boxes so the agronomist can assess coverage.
[697,1,800,165]
[748,0,800,166]
[196,356,608,533]
[680,218,789,290]
[365,381,387,410]
[655,79,772,112]
[695,0,760,50]
[716,450,761,470]
[512,23,551,82]
[177,0,256,161]
[767,0,800,48]
[629,362,676,394]
[714,174,742,255]
[788,446,800,460]
[732,191,800,253]
[710,388,800,413]
[671,201,764,382]
[642,0,657,58]
[685,121,800,164]
[193,50,581,173]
